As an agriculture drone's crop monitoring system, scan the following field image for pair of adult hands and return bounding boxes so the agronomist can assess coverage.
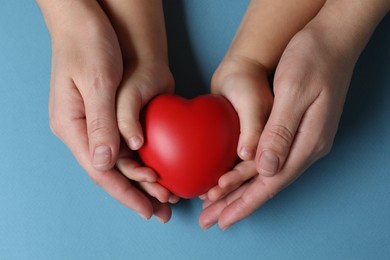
[48,2,358,229]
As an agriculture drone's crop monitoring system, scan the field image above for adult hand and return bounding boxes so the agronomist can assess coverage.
[199,0,327,207]
[200,0,389,230]
[199,19,357,230]
[40,0,173,222]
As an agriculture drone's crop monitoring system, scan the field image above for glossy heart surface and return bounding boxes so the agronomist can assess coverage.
[138,94,240,198]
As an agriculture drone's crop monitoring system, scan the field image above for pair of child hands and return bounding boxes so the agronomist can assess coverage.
[37,0,389,230]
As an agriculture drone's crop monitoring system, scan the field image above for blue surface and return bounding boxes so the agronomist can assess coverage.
[1,1,389,259]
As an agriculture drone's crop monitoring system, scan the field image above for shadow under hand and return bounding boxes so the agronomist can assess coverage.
[337,13,390,140]
[163,1,209,98]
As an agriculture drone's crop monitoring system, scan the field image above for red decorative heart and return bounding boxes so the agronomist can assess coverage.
[138,94,240,198]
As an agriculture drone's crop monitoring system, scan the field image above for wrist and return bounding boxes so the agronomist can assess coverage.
[99,0,169,67]
[36,0,100,36]
[227,0,326,72]
[307,0,389,62]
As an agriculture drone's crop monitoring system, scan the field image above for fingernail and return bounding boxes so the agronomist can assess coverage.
[220,225,230,231]
[199,194,208,200]
[168,196,180,204]
[201,222,214,230]
[138,213,150,220]
[92,145,112,169]
[239,147,254,160]
[129,136,143,150]
[259,150,279,176]
[156,216,166,224]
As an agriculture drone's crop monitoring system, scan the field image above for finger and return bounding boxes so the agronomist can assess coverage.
[255,86,307,177]
[151,199,172,224]
[199,185,247,230]
[213,73,272,161]
[199,199,227,230]
[138,182,171,204]
[198,194,208,201]
[116,144,158,182]
[235,97,269,161]
[208,161,257,201]
[78,79,120,172]
[202,199,213,210]
[116,157,157,182]
[206,186,229,203]
[217,177,276,230]
[116,75,145,151]
[218,161,257,189]
[117,143,176,204]
[168,195,180,204]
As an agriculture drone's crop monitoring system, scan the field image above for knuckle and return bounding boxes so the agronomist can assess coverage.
[273,72,306,100]
[214,71,252,94]
[315,137,334,158]
[266,124,294,149]
[49,114,63,138]
[91,76,114,93]
[84,69,121,95]
[117,118,135,135]
[273,73,292,92]
[242,127,263,142]
[211,59,251,93]
[87,118,113,141]
[243,126,263,137]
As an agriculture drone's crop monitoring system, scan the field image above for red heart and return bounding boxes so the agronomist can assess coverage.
[138,94,240,198]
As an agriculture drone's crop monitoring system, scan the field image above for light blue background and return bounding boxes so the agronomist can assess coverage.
[1,1,389,259]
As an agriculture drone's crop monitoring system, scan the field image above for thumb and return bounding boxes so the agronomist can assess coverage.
[235,98,269,161]
[116,68,174,151]
[256,92,305,177]
[83,85,120,172]
[116,79,145,151]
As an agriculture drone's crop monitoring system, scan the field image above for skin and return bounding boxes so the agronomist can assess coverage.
[36,0,177,223]
[199,0,390,230]
[37,0,389,229]
[99,0,180,214]
[199,0,326,226]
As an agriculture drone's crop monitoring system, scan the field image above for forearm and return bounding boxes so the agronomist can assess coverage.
[36,0,109,43]
[98,0,168,64]
[307,0,390,62]
[227,0,326,72]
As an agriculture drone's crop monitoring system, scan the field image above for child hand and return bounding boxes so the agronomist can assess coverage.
[211,56,274,161]
[114,61,179,204]
[99,0,179,205]
[201,56,273,202]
